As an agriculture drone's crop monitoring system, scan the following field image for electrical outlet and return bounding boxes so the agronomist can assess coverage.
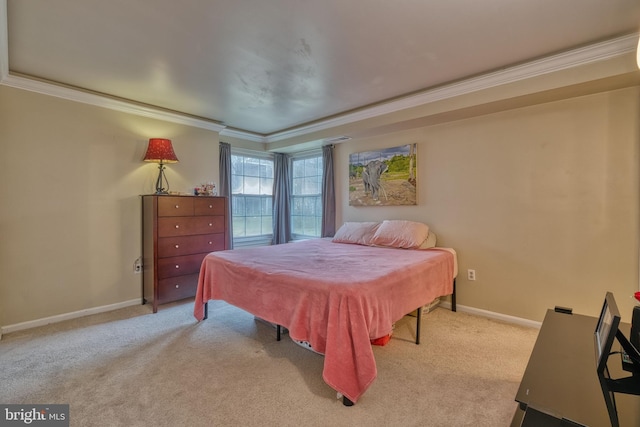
[467,269,476,281]
[134,257,143,274]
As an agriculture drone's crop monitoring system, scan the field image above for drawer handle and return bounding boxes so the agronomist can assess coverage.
[175,265,180,269]
[208,241,212,245]
[175,225,180,229]
[175,205,179,209]
[209,205,213,208]
[175,284,180,289]
[209,223,213,227]
[175,244,179,249]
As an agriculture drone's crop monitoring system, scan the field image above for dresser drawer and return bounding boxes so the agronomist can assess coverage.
[157,253,207,278]
[157,273,199,304]
[157,233,226,257]
[194,197,226,216]
[158,196,195,217]
[157,216,225,237]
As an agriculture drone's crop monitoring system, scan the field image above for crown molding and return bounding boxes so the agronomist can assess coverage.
[265,33,639,143]
[219,127,267,143]
[1,74,227,132]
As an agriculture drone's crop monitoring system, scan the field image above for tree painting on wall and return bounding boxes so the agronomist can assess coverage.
[349,143,417,206]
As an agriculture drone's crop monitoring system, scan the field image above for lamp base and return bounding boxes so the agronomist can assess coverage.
[154,163,171,195]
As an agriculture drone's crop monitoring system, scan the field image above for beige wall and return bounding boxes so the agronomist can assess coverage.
[335,87,640,322]
[0,86,220,327]
[1,82,638,329]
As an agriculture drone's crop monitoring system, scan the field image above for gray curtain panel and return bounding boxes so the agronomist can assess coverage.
[272,152,291,245]
[219,142,233,249]
[321,144,336,237]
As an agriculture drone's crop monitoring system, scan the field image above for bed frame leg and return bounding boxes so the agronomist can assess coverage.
[416,306,422,345]
[204,302,208,320]
[276,325,281,341]
[342,396,354,406]
[451,278,457,312]
[413,277,456,345]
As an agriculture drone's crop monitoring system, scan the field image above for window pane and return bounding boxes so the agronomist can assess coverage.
[261,159,273,178]
[291,196,303,215]
[231,155,243,176]
[246,197,261,215]
[245,216,262,236]
[262,197,272,215]
[306,157,319,176]
[260,177,273,195]
[306,198,313,216]
[232,195,245,216]
[233,216,246,237]
[244,176,260,195]
[231,175,243,194]
[302,216,316,235]
[302,176,319,195]
[262,215,272,232]
[293,160,305,178]
[244,157,260,177]
[292,177,302,194]
[291,215,303,234]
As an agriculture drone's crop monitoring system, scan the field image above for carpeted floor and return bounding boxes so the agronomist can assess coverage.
[0,301,538,426]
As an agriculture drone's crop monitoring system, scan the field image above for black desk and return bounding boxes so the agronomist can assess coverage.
[513,309,640,426]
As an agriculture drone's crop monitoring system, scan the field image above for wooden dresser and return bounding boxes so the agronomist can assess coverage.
[142,195,228,313]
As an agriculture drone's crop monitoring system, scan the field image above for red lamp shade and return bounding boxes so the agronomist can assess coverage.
[143,138,179,164]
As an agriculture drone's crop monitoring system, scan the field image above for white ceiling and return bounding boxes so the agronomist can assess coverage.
[3,0,640,140]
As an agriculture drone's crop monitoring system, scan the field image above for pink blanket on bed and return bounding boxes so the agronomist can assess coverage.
[194,238,454,403]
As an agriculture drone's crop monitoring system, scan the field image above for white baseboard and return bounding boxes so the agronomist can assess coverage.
[439,301,542,329]
[0,299,141,338]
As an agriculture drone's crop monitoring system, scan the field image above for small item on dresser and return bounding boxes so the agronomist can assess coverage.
[194,182,217,196]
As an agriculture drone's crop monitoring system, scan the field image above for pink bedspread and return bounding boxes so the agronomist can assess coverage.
[194,238,455,403]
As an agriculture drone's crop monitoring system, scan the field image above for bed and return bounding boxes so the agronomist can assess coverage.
[193,220,457,404]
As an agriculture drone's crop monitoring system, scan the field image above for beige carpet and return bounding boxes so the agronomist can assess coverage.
[0,301,538,426]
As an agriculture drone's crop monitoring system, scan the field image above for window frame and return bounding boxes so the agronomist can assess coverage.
[230,148,274,248]
[289,150,323,241]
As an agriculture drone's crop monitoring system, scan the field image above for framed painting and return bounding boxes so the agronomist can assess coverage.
[349,143,417,206]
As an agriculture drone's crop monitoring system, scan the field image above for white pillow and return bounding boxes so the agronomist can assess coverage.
[419,231,437,249]
[370,220,430,249]
[332,222,381,246]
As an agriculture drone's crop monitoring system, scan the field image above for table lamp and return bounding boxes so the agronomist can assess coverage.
[143,138,179,194]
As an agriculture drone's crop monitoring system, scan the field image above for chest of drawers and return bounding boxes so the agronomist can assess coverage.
[142,195,228,312]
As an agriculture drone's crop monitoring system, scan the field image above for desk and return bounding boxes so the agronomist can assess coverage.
[513,309,640,426]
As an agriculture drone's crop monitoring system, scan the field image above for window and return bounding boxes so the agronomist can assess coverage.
[291,153,323,239]
[231,153,273,246]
